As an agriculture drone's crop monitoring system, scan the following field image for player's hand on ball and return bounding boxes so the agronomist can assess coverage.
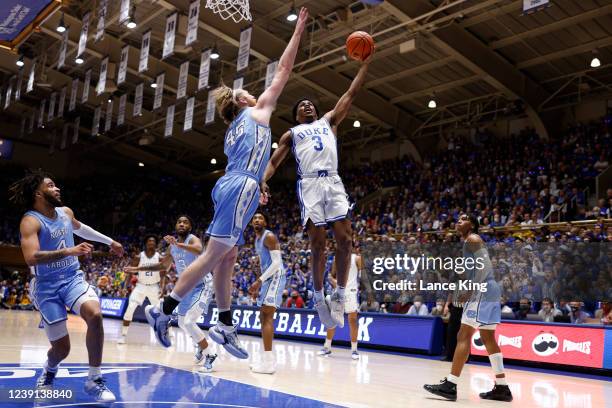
[110,241,124,257]
[363,45,375,64]
[68,242,94,256]
[248,279,262,299]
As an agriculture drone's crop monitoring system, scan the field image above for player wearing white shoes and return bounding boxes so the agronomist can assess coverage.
[125,216,217,373]
[319,249,362,360]
[261,49,374,330]
[247,213,287,374]
[10,170,123,403]
[119,235,164,344]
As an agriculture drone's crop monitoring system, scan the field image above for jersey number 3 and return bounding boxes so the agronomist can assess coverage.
[312,136,323,151]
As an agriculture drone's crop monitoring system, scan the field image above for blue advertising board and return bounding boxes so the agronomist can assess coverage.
[99,297,127,318]
[0,1,54,42]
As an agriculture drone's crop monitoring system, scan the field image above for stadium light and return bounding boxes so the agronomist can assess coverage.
[138,162,144,167]
[286,9,298,22]
[75,56,84,64]
[16,55,24,67]
[150,82,157,88]
[353,120,361,128]
[210,47,220,60]
[590,57,601,68]
[272,142,279,149]
[56,13,66,33]
[126,6,137,29]
[211,158,217,164]
[428,98,437,109]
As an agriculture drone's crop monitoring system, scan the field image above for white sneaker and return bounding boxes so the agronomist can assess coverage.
[250,359,276,374]
[84,377,116,402]
[351,350,360,360]
[329,291,345,328]
[317,347,332,356]
[117,335,126,345]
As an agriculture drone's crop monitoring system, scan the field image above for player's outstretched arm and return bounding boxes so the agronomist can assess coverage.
[164,234,203,255]
[124,253,172,273]
[252,8,308,125]
[19,215,93,265]
[324,51,374,129]
[261,130,292,200]
[63,206,124,256]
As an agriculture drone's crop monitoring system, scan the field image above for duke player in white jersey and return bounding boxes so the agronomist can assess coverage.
[319,248,362,359]
[145,8,309,358]
[424,214,512,402]
[247,212,287,374]
[125,216,216,372]
[261,49,374,329]
[119,235,164,344]
[9,170,123,402]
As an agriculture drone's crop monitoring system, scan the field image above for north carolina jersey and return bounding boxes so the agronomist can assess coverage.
[224,107,271,182]
[24,207,79,280]
[291,117,338,176]
[346,254,360,290]
[255,229,283,279]
[254,229,286,308]
[137,251,161,284]
[462,239,495,284]
[170,234,198,276]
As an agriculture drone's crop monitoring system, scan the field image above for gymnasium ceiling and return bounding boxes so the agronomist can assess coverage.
[1,0,611,176]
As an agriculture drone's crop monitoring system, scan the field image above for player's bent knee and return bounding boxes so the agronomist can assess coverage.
[45,321,69,343]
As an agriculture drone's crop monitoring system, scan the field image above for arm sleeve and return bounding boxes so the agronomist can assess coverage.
[73,223,113,245]
[259,250,282,282]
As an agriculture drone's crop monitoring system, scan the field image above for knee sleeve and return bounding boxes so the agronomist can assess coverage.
[178,315,205,344]
[123,301,139,322]
[44,320,69,342]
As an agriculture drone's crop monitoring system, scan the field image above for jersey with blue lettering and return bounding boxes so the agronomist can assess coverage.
[290,117,337,176]
[170,234,199,277]
[255,230,282,280]
[24,207,79,279]
[224,107,271,182]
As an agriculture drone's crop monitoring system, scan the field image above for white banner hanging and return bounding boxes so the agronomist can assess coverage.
[165,104,175,137]
[58,29,68,68]
[26,61,35,93]
[73,117,80,144]
[92,105,101,135]
[177,61,189,100]
[118,45,129,85]
[105,99,113,132]
[61,124,68,150]
[186,0,200,46]
[38,100,46,128]
[237,26,252,72]
[15,69,23,101]
[118,94,127,125]
[96,57,109,95]
[58,86,66,117]
[198,49,211,91]
[133,83,144,116]
[265,60,278,90]
[184,96,195,131]
[69,78,78,111]
[205,91,215,124]
[233,76,244,90]
[95,0,107,42]
[139,30,151,72]
[82,69,91,103]
[77,12,91,58]
[119,0,130,24]
[162,13,177,59]
[48,92,56,120]
[153,73,165,110]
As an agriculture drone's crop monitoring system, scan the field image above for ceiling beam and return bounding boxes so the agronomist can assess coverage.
[459,0,523,29]
[390,76,481,104]
[516,36,612,69]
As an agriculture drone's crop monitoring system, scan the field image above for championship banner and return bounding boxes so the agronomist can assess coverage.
[104,99,113,132]
[38,99,45,128]
[236,26,252,72]
[119,0,130,25]
[60,123,68,150]
[95,0,107,42]
[118,45,129,85]
[69,78,78,111]
[133,83,144,117]
[58,86,66,117]
[265,60,278,90]
[139,30,151,72]
[177,61,189,100]
[162,13,177,59]
[184,96,194,131]
[82,69,91,103]
[0,0,55,43]
[523,0,550,14]
[233,76,244,90]
[198,49,211,91]
[58,28,68,68]
[47,91,56,120]
[186,0,200,46]
[92,105,101,135]
[153,73,165,110]
[96,57,109,96]
[72,116,80,144]
[77,12,91,58]
[117,94,126,125]
[26,61,35,93]
[205,91,215,124]
[15,69,23,101]
[164,104,175,137]
[100,298,127,317]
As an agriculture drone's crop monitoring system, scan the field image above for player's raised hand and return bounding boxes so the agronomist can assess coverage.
[295,7,309,33]
[260,182,270,205]
[363,45,376,64]
[248,279,262,300]
[68,242,94,256]
[110,240,124,257]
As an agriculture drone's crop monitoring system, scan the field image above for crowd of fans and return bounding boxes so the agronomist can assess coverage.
[1,120,611,325]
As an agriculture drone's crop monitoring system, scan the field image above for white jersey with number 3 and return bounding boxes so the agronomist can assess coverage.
[346,254,359,290]
[291,117,338,176]
[137,251,161,284]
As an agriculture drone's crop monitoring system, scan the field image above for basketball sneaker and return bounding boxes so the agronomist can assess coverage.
[480,384,513,402]
[315,297,336,329]
[198,354,218,373]
[351,350,360,360]
[194,345,205,364]
[144,304,172,348]
[250,359,276,374]
[36,369,56,390]
[209,323,249,359]
[423,378,457,401]
[317,347,332,356]
[329,291,345,328]
[117,334,126,345]
[84,376,116,402]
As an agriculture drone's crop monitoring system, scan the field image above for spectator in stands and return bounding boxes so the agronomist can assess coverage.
[599,302,611,325]
[500,296,513,314]
[558,297,572,316]
[392,292,411,314]
[593,154,609,172]
[407,295,429,316]
[541,270,560,301]
[430,298,449,321]
[359,294,380,312]
[237,290,252,306]
[538,297,562,322]
[280,290,289,308]
[5,289,17,309]
[569,299,591,324]
[286,291,305,308]
[514,298,532,320]
[0,280,6,307]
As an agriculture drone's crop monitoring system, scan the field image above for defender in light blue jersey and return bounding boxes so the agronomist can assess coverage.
[144,8,310,360]
[126,216,216,373]
[425,214,512,402]
[9,170,124,403]
[247,212,287,374]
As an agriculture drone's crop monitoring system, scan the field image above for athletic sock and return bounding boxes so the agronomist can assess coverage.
[351,341,358,352]
[447,374,459,384]
[314,290,324,303]
[88,366,101,380]
[324,339,332,349]
[263,350,274,362]
[489,352,505,375]
[162,292,182,315]
[44,360,58,373]
[336,286,345,298]
[121,325,129,336]
[218,310,233,326]
[495,378,507,386]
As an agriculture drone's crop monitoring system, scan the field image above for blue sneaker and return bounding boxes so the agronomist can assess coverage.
[209,323,249,359]
[145,304,172,348]
[84,376,116,402]
[198,353,218,373]
[36,369,56,389]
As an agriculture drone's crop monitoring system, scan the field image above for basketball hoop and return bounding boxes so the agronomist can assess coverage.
[206,0,252,23]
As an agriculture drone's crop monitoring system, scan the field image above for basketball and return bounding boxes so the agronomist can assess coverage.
[346,31,374,61]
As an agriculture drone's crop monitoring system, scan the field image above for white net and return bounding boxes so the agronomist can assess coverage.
[206,0,252,23]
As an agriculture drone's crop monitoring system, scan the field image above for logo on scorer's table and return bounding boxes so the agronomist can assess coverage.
[472,331,486,351]
[532,332,559,356]
[498,334,522,349]
[562,339,591,355]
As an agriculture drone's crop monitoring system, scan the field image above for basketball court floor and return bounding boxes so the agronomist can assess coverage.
[0,310,609,407]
